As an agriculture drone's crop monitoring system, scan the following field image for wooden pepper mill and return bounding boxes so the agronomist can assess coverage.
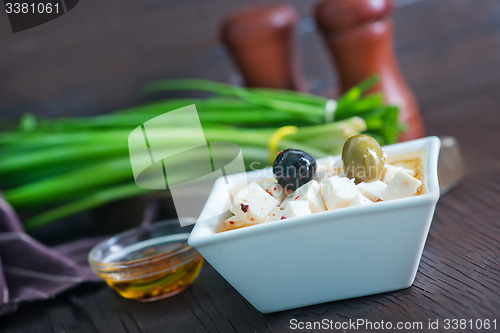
[315,0,425,141]
[220,4,308,92]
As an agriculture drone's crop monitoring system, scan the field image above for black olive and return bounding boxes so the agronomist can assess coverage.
[272,149,316,191]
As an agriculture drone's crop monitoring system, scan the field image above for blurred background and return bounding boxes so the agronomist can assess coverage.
[1,0,497,118]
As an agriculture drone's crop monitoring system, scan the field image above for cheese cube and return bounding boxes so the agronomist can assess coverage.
[317,165,329,173]
[381,164,414,184]
[357,180,388,202]
[222,215,245,228]
[293,180,326,213]
[351,193,374,206]
[282,200,312,219]
[280,194,293,209]
[331,158,344,176]
[381,170,422,201]
[317,156,344,176]
[317,156,335,173]
[230,182,279,224]
[266,207,284,222]
[259,182,286,203]
[314,171,331,184]
[321,176,361,210]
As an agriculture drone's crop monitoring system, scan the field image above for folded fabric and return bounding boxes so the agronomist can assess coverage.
[0,195,102,316]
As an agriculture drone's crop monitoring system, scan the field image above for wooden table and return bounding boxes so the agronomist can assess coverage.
[1,0,499,331]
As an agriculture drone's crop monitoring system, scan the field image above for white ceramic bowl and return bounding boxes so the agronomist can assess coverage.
[188,136,440,313]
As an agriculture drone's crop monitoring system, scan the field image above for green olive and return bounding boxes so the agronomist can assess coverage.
[342,134,385,183]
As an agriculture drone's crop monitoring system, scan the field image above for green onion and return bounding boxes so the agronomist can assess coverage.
[0,77,401,229]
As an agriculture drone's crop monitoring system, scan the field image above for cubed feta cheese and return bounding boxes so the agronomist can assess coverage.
[230,182,279,224]
[282,200,312,219]
[351,193,374,206]
[316,165,329,173]
[222,215,245,228]
[381,164,414,184]
[331,158,344,176]
[381,170,422,201]
[321,176,362,210]
[357,180,388,202]
[279,194,293,209]
[266,207,284,222]
[317,156,344,176]
[293,180,326,213]
[259,182,286,203]
[314,171,331,184]
[317,156,335,173]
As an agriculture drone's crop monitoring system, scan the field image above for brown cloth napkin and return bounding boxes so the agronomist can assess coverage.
[0,195,102,316]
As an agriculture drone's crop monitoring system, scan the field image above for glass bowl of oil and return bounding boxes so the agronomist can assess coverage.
[88,220,203,302]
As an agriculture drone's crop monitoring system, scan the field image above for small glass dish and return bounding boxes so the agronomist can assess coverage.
[88,220,203,302]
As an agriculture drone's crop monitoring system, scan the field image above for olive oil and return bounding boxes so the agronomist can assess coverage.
[99,255,203,301]
[96,235,204,302]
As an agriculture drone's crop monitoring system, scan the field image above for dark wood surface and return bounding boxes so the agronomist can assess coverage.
[1,0,500,332]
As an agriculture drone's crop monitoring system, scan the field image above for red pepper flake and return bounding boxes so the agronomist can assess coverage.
[250,217,255,221]
[229,221,235,224]
[281,216,287,220]
[265,190,272,196]
[273,187,277,191]
[294,195,300,200]
[241,203,249,213]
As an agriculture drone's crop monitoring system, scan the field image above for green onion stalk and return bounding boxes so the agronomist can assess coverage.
[0,77,402,230]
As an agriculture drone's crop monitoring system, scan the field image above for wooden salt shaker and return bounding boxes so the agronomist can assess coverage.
[220,4,307,92]
[315,0,425,141]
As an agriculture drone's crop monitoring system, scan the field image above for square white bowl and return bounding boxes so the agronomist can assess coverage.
[188,136,440,313]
